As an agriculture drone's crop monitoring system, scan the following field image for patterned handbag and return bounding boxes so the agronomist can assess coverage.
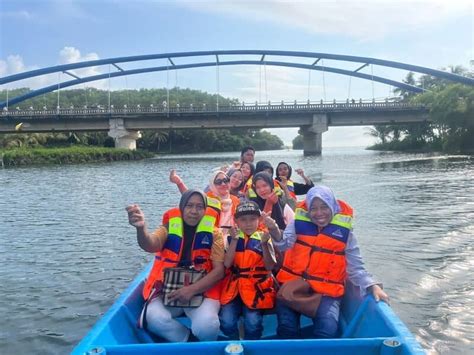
[162,267,206,308]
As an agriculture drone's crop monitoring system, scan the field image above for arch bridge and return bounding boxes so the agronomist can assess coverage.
[1,50,472,154]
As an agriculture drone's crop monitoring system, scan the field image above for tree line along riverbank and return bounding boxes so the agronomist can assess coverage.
[0,146,154,168]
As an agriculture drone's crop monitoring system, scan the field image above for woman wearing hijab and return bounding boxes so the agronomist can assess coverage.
[207,170,241,229]
[275,162,314,200]
[169,169,240,230]
[265,185,389,339]
[126,190,225,342]
[249,172,294,231]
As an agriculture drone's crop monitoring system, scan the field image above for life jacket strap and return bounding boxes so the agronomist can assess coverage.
[295,239,345,255]
[280,265,303,277]
[311,246,345,255]
[302,272,344,285]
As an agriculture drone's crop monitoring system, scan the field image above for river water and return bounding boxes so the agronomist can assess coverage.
[0,148,473,354]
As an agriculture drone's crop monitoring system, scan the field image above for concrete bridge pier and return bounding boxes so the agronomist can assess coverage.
[108,118,141,150]
[300,114,328,156]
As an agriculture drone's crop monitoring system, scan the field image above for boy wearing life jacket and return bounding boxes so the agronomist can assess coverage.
[219,201,277,340]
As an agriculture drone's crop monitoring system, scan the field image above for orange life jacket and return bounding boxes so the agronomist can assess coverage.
[277,200,354,297]
[142,207,221,300]
[220,231,275,309]
[246,177,284,199]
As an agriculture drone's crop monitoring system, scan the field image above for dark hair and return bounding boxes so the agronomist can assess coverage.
[252,172,275,192]
[226,168,245,191]
[241,161,255,176]
[255,160,274,176]
[240,146,255,157]
[250,172,286,230]
[275,161,292,180]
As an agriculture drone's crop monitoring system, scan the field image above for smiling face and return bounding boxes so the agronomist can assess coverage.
[255,179,272,200]
[214,172,230,195]
[277,163,290,178]
[241,163,252,179]
[309,197,333,228]
[182,193,206,226]
[229,170,244,189]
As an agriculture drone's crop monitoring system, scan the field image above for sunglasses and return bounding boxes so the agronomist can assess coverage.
[214,178,230,186]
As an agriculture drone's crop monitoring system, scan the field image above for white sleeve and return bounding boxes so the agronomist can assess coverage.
[283,204,295,225]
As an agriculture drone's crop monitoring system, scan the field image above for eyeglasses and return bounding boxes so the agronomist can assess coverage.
[214,178,230,186]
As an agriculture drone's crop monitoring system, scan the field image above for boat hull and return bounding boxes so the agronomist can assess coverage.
[73,261,425,354]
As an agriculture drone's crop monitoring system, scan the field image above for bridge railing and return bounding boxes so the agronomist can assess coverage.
[1,99,426,117]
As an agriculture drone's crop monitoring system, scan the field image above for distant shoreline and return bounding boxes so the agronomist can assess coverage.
[0,146,154,168]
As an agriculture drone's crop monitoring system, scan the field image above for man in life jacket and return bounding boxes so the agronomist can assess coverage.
[126,189,225,342]
[266,185,389,339]
[219,201,277,340]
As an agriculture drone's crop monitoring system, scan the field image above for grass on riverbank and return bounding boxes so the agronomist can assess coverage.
[0,146,154,167]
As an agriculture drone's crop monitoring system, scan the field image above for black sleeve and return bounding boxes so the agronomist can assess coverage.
[293,181,314,195]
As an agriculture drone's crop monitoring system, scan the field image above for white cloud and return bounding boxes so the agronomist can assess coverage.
[0,46,104,90]
[58,46,103,83]
[178,0,472,40]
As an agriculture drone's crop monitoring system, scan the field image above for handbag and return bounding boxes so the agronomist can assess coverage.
[162,267,206,308]
[276,278,322,318]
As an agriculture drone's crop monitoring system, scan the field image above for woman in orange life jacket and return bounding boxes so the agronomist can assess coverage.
[219,201,277,340]
[275,162,314,201]
[125,190,225,342]
[265,185,389,339]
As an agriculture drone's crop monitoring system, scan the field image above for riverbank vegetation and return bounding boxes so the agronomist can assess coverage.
[0,87,284,154]
[289,66,473,154]
[0,146,154,167]
[366,66,474,154]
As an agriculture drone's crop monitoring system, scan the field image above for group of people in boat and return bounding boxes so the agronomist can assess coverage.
[126,146,389,342]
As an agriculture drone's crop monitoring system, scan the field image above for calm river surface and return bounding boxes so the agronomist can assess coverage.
[0,147,473,354]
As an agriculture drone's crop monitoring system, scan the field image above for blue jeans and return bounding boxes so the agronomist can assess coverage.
[219,296,264,340]
[276,296,342,339]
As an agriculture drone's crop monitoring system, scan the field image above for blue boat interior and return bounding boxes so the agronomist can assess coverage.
[73,263,425,354]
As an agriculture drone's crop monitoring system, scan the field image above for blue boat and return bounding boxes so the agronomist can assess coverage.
[73,261,425,354]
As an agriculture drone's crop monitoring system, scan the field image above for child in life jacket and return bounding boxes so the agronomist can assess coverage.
[219,201,277,340]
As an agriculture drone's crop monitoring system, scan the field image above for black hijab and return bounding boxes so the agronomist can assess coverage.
[178,189,207,266]
[250,172,286,230]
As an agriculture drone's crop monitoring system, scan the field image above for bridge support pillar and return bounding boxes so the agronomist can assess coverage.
[108,118,141,150]
[300,114,328,156]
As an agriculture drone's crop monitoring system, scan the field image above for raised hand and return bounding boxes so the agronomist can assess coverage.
[261,231,271,244]
[229,225,240,240]
[295,168,305,177]
[278,176,288,187]
[169,169,183,185]
[261,211,278,231]
[267,191,279,205]
[126,204,145,228]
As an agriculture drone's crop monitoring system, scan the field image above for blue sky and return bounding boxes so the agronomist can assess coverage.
[1,0,472,146]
